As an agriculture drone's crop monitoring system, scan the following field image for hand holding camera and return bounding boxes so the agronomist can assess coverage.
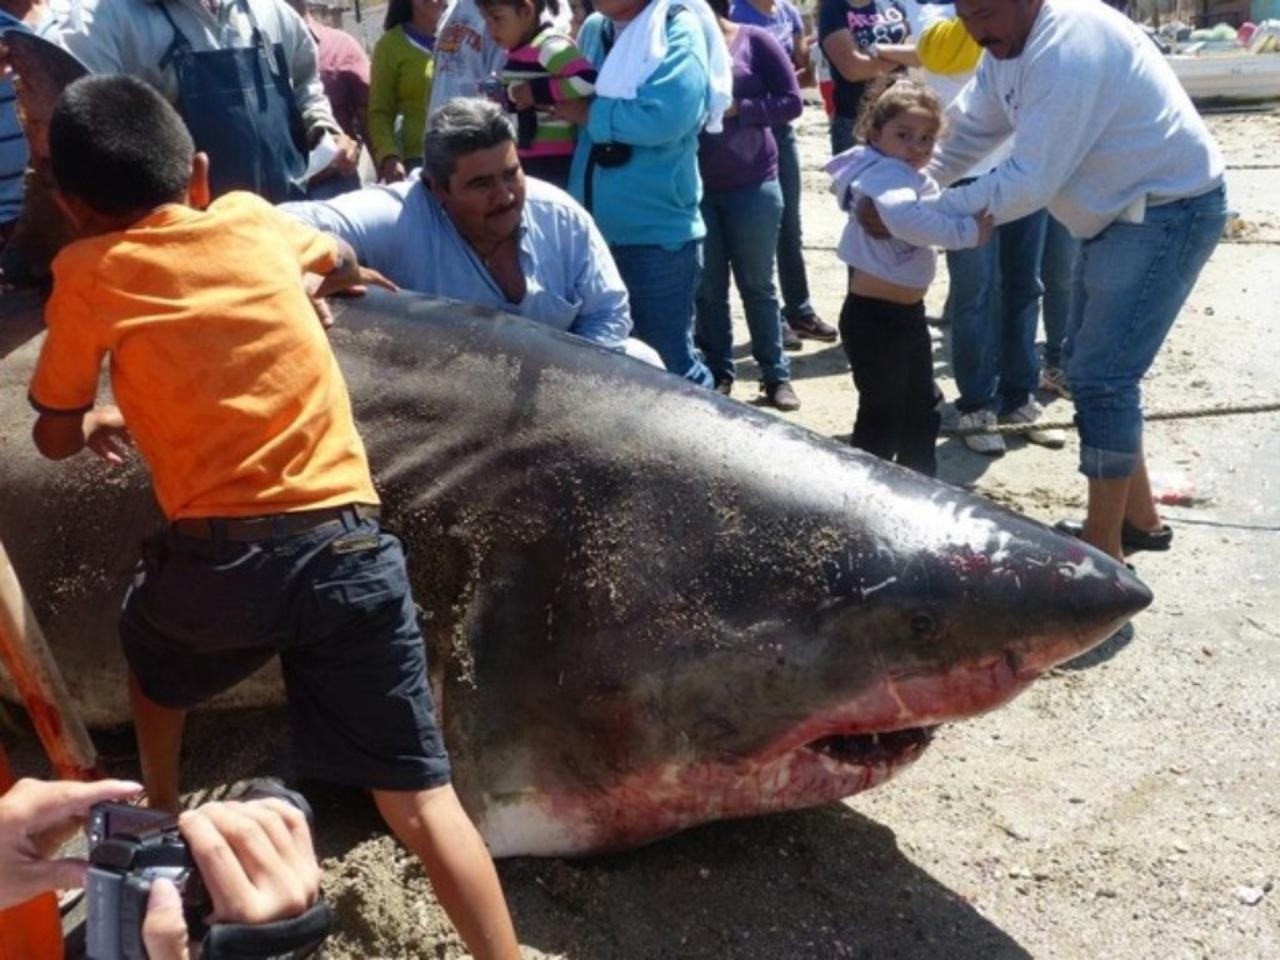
[85,782,330,959]
[133,796,325,959]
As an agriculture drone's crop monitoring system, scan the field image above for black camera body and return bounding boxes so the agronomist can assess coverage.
[85,803,205,960]
[85,782,328,960]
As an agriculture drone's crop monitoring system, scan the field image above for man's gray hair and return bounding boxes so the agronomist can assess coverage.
[422,98,516,188]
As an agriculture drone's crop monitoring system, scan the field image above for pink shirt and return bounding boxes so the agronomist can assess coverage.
[308,16,370,140]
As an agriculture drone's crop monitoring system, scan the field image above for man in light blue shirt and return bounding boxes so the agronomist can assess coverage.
[282,98,632,352]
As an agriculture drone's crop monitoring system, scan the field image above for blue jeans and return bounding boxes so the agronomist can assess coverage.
[830,113,856,156]
[1065,185,1227,479]
[772,123,814,321]
[945,208,1048,414]
[1041,215,1080,368]
[612,241,713,387]
[695,179,789,385]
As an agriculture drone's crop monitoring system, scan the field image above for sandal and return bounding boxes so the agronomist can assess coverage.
[1120,521,1173,552]
[1053,519,1173,554]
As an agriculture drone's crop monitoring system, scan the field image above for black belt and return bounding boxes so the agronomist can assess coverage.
[170,504,380,541]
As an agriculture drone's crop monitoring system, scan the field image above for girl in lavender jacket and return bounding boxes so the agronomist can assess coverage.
[827,76,990,474]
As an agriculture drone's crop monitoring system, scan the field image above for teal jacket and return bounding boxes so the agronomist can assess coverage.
[569,7,709,248]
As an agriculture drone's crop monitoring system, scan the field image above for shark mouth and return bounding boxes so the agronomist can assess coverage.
[803,726,936,766]
[480,725,941,858]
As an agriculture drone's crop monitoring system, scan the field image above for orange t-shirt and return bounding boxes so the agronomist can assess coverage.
[29,192,379,519]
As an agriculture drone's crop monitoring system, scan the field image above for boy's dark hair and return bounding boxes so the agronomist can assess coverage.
[50,74,195,217]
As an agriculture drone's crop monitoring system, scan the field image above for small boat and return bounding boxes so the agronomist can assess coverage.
[1165,21,1280,106]
[1168,50,1280,104]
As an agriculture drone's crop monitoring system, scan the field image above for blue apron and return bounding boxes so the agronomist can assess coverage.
[158,0,308,202]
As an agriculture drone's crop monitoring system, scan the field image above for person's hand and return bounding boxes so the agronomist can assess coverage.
[312,265,398,301]
[722,101,739,119]
[379,155,406,183]
[0,778,143,910]
[139,878,192,960]
[550,98,590,125]
[974,211,995,245]
[856,196,891,239]
[508,82,534,111]
[141,798,322,960]
[328,134,361,177]
[309,291,336,329]
[84,405,133,465]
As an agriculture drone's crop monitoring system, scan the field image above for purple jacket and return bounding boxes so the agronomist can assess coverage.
[697,24,802,193]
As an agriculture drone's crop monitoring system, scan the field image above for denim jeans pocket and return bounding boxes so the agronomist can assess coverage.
[1177,210,1227,281]
[1083,219,1177,295]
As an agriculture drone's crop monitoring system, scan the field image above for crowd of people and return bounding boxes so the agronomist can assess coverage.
[0,0,1226,952]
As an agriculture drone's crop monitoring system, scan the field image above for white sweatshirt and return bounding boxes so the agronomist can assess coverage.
[930,0,1223,239]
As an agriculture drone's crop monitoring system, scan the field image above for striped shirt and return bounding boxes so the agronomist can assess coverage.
[501,26,595,160]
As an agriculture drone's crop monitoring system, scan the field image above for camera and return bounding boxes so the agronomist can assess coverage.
[85,781,327,960]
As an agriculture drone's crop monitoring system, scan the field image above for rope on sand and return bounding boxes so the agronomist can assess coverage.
[951,399,1280,436]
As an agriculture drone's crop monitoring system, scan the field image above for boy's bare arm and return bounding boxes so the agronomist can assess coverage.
[311,237,396,300]
[33,406,132,464]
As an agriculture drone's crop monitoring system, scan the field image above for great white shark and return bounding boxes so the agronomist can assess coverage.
[0,290,1150,857]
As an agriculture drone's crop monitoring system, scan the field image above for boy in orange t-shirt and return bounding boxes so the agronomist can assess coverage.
[28,75,519,960]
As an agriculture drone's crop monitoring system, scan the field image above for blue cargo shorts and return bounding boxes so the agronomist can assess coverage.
[120,507,451,792]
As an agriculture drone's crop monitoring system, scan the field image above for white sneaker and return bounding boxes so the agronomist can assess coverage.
[1001,399,1066,449]
[958,408,1006,456]
[1039,365,1072,399]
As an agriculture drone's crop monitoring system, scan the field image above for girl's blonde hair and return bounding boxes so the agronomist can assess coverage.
[854,75,944,145]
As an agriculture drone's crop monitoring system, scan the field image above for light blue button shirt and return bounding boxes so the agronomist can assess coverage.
[280,176,632,349]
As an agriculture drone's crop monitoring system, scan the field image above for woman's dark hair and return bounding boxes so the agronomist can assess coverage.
[706,0,729,18]
[50,75,194,216]
[384,0,413,31]
[475,0,561,19]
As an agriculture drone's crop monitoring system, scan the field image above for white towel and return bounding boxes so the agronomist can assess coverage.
[592,0,733,133]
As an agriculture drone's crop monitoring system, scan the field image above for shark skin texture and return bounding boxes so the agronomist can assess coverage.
[0,290,1151,857]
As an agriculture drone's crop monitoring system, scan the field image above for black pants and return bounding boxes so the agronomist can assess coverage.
[839,293,941,477]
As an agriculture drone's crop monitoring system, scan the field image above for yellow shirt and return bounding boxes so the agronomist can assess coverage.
[29,192,379,520]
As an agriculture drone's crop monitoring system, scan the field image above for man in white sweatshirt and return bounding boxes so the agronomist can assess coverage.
[931,0,1226,563]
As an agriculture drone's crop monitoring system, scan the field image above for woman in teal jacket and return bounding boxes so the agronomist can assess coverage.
[560,0,714,387]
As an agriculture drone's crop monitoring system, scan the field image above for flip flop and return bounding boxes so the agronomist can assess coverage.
[1053,519,1173,553]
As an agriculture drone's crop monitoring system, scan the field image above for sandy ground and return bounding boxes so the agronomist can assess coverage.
[9,108,1279,959]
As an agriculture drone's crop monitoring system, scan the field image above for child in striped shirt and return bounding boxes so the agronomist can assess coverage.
[478,0,596,188]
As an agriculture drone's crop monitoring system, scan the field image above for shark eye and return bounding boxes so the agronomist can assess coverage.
[910,612,938,638]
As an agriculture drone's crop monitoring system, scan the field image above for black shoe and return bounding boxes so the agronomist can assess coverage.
[781,321,803,351]
[1054,519,1173,553]
[713,377,733,396]
[764,380,801,412]
[788,313,838,342]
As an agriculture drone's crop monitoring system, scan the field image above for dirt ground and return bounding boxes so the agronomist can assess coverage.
[10,107,1279,959]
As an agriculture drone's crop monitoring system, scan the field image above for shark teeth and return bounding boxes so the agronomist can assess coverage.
[805,727,934,766]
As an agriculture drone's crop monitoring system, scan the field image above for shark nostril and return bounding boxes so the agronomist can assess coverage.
[909,612,938,639]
